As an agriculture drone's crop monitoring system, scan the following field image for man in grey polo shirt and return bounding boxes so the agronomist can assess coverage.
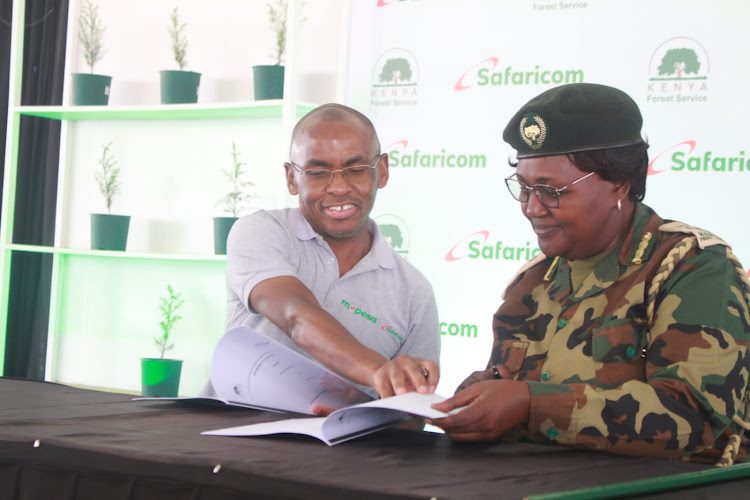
[223,103,440,400]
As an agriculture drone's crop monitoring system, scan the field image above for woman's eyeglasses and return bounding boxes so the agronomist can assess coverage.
[504,171,595,208]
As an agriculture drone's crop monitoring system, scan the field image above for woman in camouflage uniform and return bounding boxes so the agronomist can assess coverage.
[430,83,750,464]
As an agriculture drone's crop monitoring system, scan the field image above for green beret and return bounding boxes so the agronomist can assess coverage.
[503,83,644,159]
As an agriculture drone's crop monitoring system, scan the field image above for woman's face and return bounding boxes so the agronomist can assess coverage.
[515,155,623,261]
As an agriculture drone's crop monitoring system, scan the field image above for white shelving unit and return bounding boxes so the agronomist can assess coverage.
[0,0,324,395]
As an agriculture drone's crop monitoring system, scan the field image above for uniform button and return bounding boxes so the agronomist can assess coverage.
[546,428,558,439]
[557,318,567,328]
[626,346,636,357]
[541,371,550,381]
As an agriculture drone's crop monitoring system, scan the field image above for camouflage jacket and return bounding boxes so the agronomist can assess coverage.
[492,202,750,461]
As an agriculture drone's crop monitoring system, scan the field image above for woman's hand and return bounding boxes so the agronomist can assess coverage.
[453,369,494,394]
[427,380,530,442]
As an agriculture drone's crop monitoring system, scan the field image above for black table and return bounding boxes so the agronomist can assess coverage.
[1,378,748,499]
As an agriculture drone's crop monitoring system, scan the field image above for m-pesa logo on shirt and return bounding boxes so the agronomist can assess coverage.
[341,299,377,323]
[340,299,404,341]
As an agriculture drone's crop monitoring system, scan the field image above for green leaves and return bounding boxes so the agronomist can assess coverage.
[94,142,119,214]
[155,285,184,359]
[77,0,105,73]
[168,7,188,70]
[267,0,287,66]
[220,142,257,217]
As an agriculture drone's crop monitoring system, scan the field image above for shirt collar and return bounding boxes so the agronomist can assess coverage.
[288,208,397,270]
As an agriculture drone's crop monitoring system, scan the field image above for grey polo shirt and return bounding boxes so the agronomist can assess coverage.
[224,208,440,386]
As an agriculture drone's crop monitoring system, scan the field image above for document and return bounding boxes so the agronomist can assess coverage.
[202,391,451,446]
[136,325,374,415]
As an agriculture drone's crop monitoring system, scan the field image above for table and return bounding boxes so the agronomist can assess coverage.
[1,378,748,499]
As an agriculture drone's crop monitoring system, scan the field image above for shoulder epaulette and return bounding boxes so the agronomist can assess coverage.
[659,221,730,250]
[501,252,548,299]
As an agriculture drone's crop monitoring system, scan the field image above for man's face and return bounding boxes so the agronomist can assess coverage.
[516,155,620,260]
[286,118,388,243]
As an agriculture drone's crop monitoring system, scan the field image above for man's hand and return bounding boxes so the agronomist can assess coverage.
[426,380,530,442]
[371,355,439,398]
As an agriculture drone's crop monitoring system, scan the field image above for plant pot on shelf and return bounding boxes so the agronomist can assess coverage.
[159,70,201,104]
[72,73,112,105]
[213,216,237,255]
[252,65,284,100]
[90,213,130,251]
[141,358,183,397]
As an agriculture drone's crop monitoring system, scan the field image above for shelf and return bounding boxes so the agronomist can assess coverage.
[13,101,317,121]
[5,244,227,262]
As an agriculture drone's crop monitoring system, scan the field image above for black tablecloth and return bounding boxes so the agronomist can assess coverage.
[0,378,748,499]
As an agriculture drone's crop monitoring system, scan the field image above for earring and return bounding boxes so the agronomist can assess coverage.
[617,199,622,211]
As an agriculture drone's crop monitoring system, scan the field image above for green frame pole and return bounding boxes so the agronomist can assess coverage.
[0,0,27,375]
[526,461,750,500]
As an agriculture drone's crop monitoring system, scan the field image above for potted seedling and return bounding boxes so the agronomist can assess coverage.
[213,142,258,254]
[252,0,302,100]
[141,285,185,397]
[160,7,201,104]
[90,142,130,251]
[72,0,112,105]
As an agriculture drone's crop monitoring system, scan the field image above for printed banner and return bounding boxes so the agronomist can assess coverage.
[345,0,750,395]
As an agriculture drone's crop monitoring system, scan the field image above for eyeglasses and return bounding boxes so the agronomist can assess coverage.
[504,171,596,208]
[286,155,381,188]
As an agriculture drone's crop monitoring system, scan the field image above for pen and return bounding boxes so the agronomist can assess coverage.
[421,366,429,379]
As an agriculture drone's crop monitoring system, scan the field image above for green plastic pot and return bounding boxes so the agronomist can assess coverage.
[159,70,201,104]
[90,213,130,251]
[252,65,284,100]
[141,358,183,397]
[213,216,238,255]
[72,73,112,105]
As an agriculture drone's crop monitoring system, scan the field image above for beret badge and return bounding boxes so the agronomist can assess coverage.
[519,112,547,151]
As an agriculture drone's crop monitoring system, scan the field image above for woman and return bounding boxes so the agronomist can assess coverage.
[429,83,750,464]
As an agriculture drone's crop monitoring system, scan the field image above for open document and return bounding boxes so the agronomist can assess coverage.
[202,392,451,445]
[136,326,374,415]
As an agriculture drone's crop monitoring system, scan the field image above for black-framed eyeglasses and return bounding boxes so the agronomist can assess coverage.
[286,155,382,188]
[504,171,596,208]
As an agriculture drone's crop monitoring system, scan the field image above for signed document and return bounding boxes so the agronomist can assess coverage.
[202,392,451,446]
[135,325,373,415]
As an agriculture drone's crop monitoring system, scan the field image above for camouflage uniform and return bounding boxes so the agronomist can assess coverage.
[492,202,750,461]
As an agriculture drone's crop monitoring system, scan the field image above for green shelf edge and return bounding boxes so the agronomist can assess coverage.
[13,101,317,121]
[6,244,227,262]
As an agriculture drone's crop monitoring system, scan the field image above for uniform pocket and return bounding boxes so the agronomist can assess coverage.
[494,339,530,374]
[591,317,647,362]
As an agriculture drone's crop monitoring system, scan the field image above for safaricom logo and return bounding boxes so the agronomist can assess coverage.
[376,0,414,6]
[446,231,541,262]
[440,322,478,339]
[387,140,486,169]
[454,57,584,91]
[648,141,748,175]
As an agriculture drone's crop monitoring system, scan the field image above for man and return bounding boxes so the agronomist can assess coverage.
[221,103,440,399]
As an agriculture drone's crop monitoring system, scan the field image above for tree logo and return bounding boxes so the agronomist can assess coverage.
[371,48,419,108]
[647,37,709,104]
[375,214,410,258]
[519,113,548,150]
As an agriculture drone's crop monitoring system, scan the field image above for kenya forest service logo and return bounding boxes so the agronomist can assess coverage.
[371,48,419,108]
[647,37,709,104]
[376,214,410,258]
[519,113,548,150]
[530,0,588,12]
